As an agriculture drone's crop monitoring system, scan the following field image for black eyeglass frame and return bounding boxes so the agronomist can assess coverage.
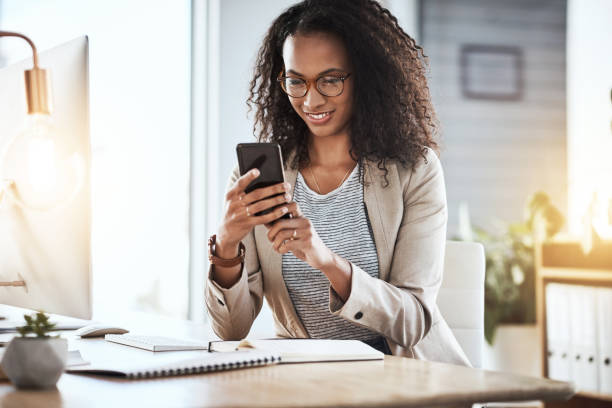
[277,70,352,98]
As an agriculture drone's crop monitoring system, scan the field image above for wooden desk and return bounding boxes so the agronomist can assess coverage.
[0,311,574,407]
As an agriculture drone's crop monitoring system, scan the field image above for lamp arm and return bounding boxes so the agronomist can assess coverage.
[0,31,49,114]
[0,31,39,68]
[0,280,26,287]
[0,271,27,288]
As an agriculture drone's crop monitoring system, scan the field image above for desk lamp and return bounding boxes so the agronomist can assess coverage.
[0,31,84,291]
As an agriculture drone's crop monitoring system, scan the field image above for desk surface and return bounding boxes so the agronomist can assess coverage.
[0,309,574,408]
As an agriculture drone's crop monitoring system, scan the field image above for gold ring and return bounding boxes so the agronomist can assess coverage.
[246,206,251,217]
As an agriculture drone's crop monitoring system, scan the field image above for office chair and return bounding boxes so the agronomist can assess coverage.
[248,240,486,368]
[438,241,485,368]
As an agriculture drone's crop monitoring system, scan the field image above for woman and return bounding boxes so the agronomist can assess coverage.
[205,0,470,366]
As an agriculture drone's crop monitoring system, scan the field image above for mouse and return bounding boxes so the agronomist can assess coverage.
[74,324,129,338]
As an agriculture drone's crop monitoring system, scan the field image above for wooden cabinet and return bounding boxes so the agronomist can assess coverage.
[536,241,612,408]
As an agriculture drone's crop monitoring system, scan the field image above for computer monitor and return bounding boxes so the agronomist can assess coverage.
[0,37,91,319]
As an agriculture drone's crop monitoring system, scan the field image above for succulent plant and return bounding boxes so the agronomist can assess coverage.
[16,311,56,338]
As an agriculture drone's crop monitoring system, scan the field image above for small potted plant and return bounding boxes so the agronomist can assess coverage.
[0,311,67,389]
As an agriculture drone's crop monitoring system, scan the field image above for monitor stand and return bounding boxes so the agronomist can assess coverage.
[0,278,27,321]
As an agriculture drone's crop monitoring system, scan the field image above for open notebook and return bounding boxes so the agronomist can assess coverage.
[67,350,280,379]
[208,339,384,363]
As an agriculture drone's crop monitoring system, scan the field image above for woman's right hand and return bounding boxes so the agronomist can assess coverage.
[215,168,292,258]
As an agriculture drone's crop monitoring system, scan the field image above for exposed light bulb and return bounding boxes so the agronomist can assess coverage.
[1,113,84,210]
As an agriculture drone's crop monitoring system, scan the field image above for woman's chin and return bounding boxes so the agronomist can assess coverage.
[307,124,344,139]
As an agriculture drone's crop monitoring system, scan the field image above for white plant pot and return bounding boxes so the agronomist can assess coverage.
[0,337,67,389]
[483,323,541,376]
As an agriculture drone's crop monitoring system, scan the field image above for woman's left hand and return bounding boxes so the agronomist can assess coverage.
[266,202,333,270]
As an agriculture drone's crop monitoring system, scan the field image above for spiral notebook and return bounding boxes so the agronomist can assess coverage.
[67,350,280,379]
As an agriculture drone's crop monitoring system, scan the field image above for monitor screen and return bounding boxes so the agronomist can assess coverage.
[0,36,91,319]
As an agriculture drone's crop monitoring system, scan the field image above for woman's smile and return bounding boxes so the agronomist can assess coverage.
[303,110,334,125]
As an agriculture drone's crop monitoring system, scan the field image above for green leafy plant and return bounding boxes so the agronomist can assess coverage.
[459,192,564,345]
[16,311,56,338]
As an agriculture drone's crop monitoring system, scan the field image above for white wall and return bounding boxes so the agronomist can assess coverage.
[422,0,567,236]
[566,0,612,234]
[383,0,420,42]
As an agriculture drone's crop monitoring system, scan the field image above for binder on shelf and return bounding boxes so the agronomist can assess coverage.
[546,283,572,382]
[568,285,599,393]
[598,288,612,395]
[585,286,600,393]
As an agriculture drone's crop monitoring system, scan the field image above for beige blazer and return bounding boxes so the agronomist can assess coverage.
[205,147,471,366]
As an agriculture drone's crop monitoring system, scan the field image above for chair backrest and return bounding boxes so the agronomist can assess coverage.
[438,241,485,368]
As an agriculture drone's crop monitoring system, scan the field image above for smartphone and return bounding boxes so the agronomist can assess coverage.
[236,142,291,219]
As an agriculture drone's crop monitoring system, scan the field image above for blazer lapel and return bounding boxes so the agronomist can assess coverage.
[363,160,403,282]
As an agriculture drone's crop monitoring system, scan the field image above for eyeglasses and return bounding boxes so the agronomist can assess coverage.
[277,70,351,98]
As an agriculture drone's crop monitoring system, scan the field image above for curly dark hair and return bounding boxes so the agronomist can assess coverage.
[248,0,439,182]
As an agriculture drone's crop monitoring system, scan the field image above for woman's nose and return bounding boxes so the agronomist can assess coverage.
[303,85,326,109]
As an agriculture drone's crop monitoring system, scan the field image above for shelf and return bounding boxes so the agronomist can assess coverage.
[542,241,612,269]
[539,267,612,285]
[538,241,612,405]
[576,390,612,402]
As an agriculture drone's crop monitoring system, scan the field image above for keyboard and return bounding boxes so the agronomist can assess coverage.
[104,334,208,352]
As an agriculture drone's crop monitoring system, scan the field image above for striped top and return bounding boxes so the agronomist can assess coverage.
[281,164,380,342]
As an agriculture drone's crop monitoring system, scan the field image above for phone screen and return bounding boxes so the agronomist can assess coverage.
[236,143,290,218]
[236,143,285,193]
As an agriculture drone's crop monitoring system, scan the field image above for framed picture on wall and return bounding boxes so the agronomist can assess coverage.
[460,44,524,101]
